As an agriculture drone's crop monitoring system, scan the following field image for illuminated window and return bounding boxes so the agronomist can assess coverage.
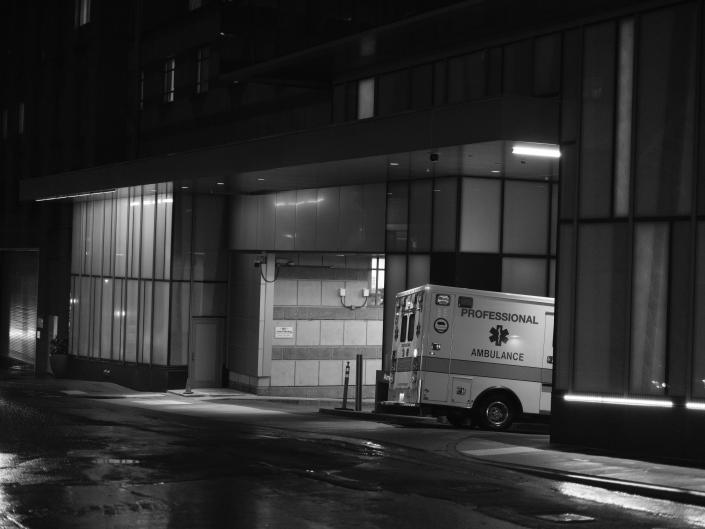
[163,58,176,103]
[196,47,209,94]
[74,0,91,27]
[357,78,375,119]
[370,257,385,306]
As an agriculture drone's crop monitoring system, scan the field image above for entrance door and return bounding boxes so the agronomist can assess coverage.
[189,317,224,388]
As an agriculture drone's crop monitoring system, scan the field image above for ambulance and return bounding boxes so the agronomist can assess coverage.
[384,284,554,430]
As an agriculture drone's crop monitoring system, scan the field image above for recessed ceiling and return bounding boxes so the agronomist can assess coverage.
[177,140,559,195]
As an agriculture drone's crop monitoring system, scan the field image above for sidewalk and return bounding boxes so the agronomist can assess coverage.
[323,408,705,508]
[6,376,705,508]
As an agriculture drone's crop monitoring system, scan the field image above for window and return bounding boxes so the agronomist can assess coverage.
[188,0,202,10]
[17,103,24,135]
[74,0,91,27]
[163,58,176,103]
[370,257,385,306]
[357,78,375,119]
[139,71,144,110]
[196,47,209,94]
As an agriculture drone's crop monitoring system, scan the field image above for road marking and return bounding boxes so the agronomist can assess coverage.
[461,446,540,457]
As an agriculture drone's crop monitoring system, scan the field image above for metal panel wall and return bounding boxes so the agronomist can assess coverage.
[3,251,38,366]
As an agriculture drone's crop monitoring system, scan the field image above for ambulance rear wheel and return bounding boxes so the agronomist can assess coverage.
[477,396,514,430]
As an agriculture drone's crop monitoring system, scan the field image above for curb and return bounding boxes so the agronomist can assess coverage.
[476,459,705,508]
[319,408,440,426]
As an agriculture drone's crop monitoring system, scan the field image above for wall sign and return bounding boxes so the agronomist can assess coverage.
[275,326,294,339]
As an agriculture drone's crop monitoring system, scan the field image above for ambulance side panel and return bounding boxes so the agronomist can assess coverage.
[447,290,552,415]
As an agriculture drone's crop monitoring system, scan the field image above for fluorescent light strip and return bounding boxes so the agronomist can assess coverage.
[686,402,705,410]
[129,198,174,207]
[512,145,561,158]
[36,189,116,202]
[564,394,673,408]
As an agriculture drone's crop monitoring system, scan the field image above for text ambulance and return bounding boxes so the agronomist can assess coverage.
[384,284,554,430]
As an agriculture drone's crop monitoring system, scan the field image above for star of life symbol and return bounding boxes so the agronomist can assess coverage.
[489,325,509,346]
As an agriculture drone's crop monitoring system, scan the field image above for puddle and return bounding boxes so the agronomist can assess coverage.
[93,459,141,465]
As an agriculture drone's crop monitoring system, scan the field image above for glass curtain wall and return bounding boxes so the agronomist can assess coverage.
[557,2,700,399]
[69,184,174,365]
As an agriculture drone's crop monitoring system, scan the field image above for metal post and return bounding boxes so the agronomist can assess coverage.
[355,353,363,411]
[338,361,350,410]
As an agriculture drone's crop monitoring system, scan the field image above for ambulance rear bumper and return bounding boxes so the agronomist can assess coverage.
[380,401,420,407]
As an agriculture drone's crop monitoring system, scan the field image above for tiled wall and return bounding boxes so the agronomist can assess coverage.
[269,263,383,393]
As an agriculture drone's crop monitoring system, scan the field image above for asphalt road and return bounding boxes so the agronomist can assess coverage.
[0,384,701,529]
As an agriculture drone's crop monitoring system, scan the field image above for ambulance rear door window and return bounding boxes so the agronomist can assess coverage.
[407,312,416,342]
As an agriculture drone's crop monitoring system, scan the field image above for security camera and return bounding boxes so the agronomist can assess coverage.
[429,152,439,162]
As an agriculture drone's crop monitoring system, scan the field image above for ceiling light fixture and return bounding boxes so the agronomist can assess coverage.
[512,145,561,158]
[389,162,400,167]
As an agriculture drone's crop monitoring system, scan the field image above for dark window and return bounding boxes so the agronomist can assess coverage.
[408,180,432,252]
[447,51,486,103]
[503,40,532,95]
[533,34,560,96]
[433,61,446,105]
[400,314,408,342]
[378,70,409,115]
[386,182,409,252]
[196,47,210,94]
[636,4,696,217]
[579,22,616,218]
[411,64,433,109]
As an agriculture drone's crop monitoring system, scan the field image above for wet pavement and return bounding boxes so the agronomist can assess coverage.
[0,376,704,528]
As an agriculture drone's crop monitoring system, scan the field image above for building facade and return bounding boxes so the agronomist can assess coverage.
[3,0,705,460]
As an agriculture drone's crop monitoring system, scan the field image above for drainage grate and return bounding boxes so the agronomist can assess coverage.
[536,513,596,523]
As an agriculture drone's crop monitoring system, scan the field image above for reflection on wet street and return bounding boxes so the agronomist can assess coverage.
[0,386,699,528]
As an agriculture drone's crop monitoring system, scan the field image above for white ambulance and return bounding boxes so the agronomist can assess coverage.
[384,284,554,430]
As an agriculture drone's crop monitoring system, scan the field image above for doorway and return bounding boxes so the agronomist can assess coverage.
[189,317,224,388]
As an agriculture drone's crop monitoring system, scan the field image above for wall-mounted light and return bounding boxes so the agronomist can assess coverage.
[339,287,370,310]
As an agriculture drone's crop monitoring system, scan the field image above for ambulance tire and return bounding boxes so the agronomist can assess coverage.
[446,411,472,428]
[476,394,515,431]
